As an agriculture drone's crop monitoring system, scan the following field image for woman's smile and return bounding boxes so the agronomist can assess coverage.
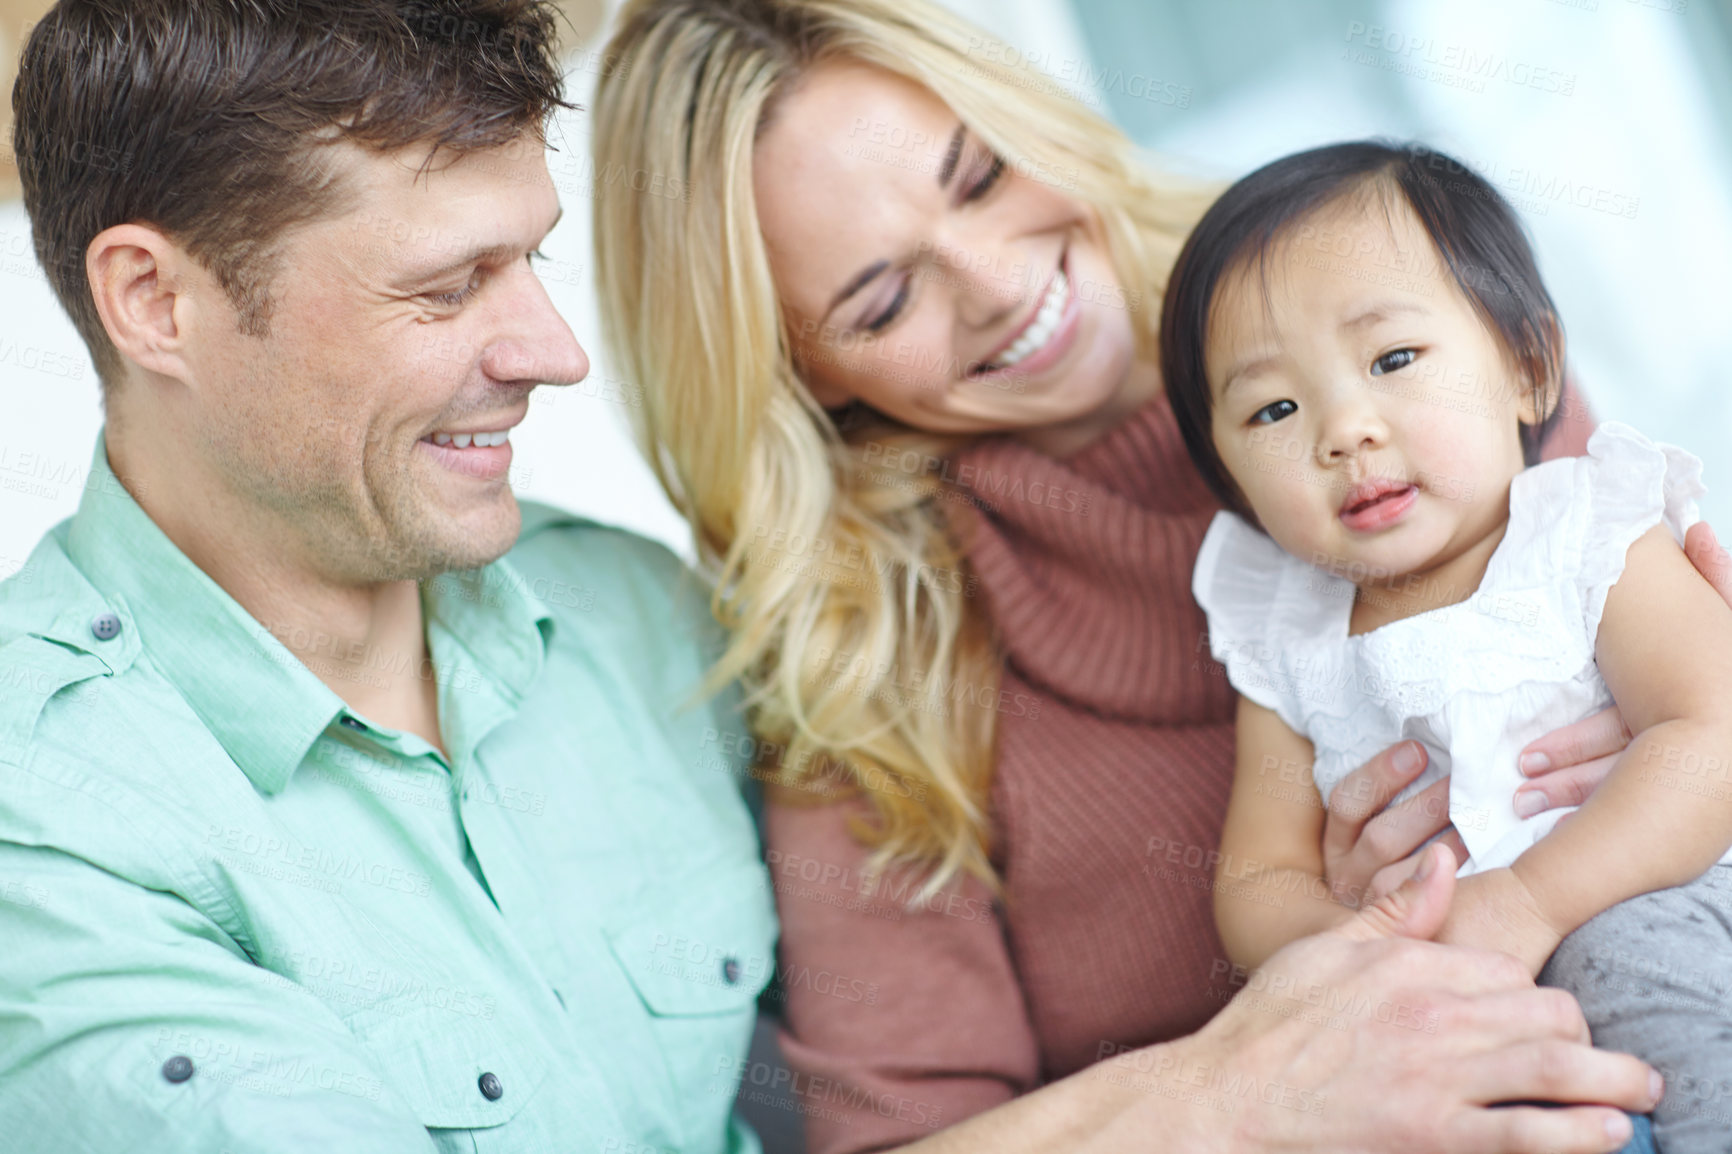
[968,248,1082,382]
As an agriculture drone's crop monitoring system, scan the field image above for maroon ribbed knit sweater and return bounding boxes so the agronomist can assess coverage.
[766,389,1593,1154]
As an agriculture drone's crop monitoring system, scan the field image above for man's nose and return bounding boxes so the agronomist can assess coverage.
[479,265,588,388]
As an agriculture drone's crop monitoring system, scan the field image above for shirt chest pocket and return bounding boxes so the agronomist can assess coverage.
[603,859,779,1017]
[600,859,778,1147]
[340,997,553,1132]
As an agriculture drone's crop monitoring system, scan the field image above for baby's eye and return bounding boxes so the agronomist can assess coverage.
[1370,348,1417,376]
[1249,399,1297,425]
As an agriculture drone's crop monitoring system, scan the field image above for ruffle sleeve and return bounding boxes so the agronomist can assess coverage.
[1573,422,1705,641]
[1191,511,1320,735]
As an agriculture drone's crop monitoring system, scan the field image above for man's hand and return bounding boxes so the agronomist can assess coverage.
[1434,866,1564,976]
[1323,741,1467,908]
[1132,845,1659,1153]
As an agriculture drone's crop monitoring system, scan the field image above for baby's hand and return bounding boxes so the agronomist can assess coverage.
[1435,867,1563,976]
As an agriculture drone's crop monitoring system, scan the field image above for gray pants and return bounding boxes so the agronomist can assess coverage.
[1539,863,1732,1154]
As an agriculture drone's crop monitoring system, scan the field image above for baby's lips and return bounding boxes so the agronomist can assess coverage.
[1337,484,1418,531]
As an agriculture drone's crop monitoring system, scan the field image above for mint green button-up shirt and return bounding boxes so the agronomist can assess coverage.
[0,431,777,1153]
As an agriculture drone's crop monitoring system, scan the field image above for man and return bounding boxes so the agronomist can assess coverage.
[1,1,771,1149]
[0,1,1673,1151]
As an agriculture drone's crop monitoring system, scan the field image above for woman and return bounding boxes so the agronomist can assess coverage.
[589,1,1723,1149]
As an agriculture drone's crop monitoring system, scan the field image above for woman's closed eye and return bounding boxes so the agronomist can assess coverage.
[963,153,1005,203]
[865,275,911,332]
[858,149,1006,332]
[1370,348,1417,376]
[1249,399,1297,426]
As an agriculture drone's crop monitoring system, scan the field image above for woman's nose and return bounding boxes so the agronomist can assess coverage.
[927,235,1031,332]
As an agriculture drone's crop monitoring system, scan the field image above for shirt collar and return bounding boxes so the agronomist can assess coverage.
[62,428,554,795]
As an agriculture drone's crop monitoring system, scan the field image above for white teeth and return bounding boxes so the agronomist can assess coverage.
[429,429,510,448]
[987,270,1069,371]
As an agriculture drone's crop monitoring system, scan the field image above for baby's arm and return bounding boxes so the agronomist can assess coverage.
[1215,697,1354,969]
[1443,524,1732,972]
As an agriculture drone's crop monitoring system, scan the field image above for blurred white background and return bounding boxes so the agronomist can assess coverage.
[2,0,1729,566]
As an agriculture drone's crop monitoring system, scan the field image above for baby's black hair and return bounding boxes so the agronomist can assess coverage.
[1160,140,1563,520]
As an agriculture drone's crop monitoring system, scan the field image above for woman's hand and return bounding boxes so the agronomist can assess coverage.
[1322,741,1466,908]
[1513,521,1732,818]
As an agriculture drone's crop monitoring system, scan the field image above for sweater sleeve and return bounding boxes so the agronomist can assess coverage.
[765,798,1040,1154]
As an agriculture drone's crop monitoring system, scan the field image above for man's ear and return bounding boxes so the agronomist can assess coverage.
[86,224,200,383]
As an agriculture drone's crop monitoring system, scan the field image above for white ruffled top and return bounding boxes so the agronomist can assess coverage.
[1192,422,1711,875]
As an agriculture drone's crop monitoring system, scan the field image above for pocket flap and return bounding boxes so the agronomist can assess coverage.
[342,998,551,1130]
[605,860,777,1016]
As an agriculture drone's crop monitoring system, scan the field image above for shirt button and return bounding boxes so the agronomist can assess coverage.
[89,612,122,642]
[478,1071,504,1101]
[340,716,369,732]
[161,1055,195,1084]
[721,956,742,985]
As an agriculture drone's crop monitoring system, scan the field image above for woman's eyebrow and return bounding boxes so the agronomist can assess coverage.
[825,123,968,320]
[937,122,966,188]
[827,259,889,316]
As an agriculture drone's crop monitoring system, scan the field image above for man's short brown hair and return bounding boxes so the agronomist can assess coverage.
[11,0,571,389]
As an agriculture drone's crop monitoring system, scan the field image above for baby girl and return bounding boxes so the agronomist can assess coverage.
[1164,140,1732,1153]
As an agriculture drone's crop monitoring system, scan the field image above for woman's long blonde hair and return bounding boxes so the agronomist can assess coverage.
[592,0,1213,895]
